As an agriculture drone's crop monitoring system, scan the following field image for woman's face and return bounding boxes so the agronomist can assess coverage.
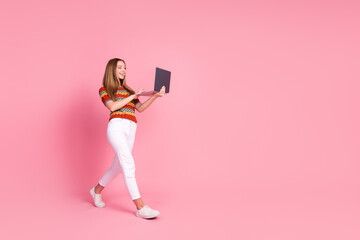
[116,61,126,80]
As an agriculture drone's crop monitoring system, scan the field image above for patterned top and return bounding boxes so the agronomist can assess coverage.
[99,86,141,123]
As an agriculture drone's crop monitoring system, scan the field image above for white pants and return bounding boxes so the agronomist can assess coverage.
[98,118,141,200]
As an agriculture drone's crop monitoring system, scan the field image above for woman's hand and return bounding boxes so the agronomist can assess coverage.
[136,86,165,112]
[133,88,145,99]
[154,86,166,97]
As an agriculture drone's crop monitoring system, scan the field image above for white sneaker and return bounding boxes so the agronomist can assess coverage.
[89,186,105,208]
[136,205,160,219]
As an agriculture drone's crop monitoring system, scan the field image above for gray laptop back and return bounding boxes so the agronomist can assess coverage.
[154,67,171,93]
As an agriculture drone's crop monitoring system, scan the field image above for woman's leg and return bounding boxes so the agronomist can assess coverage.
[107,119,141,201]
[127,120,145,210]
[95,154,122,194]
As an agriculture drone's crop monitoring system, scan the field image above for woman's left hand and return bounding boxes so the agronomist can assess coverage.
[155,86,166,97]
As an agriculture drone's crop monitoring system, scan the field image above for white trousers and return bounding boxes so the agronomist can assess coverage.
[98,118,141,200]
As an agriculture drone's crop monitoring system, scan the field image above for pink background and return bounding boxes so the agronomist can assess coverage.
[1,0,359,239]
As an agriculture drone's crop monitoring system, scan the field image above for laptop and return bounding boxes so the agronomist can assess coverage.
[137,67,171,96]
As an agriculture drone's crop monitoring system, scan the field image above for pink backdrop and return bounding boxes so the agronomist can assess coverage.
[1,0,359,239]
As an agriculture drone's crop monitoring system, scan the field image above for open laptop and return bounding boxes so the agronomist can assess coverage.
[137,67,171,96]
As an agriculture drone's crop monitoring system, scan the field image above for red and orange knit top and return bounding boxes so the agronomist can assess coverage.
[99,86,141,123]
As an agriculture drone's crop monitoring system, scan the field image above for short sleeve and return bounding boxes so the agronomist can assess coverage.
[99,87,112,105]
[132,98,141,105]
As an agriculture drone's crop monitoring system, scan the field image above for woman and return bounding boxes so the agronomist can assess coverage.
[90,58,165,219]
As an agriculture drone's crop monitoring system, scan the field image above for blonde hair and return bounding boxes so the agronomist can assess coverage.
[102,58,136,101]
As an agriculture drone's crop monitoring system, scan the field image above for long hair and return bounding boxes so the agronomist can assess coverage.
[102,58,136,101]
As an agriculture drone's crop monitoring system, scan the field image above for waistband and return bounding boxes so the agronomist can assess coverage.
[109,118,137,125]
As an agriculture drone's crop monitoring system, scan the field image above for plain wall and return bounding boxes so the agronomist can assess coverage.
[0,0,359,239]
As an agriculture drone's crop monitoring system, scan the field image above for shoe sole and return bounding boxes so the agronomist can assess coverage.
[136,212,160,219]
[89,188,106,208]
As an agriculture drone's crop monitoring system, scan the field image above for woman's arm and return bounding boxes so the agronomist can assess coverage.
[105,89,145,112]
[135,86,165,112]
[105,95,137,112]
[135,95,158,112]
